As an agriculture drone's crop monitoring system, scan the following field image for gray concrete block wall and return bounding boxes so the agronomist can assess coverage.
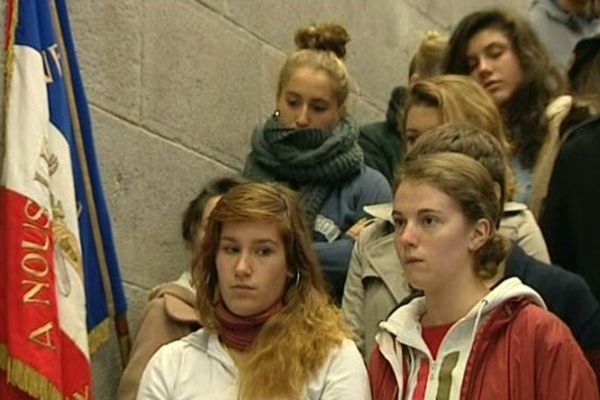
[1,1,530,398]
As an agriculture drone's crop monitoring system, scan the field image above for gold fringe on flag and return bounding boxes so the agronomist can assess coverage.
[0,344,62,400]
[88,317,111,354]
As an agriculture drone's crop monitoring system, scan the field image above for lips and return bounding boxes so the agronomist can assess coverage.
[403,256,423,265]
[484,80,502,91]
[231,284,256,291]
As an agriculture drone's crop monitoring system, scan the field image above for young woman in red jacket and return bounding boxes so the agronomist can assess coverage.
[368,151,598,400]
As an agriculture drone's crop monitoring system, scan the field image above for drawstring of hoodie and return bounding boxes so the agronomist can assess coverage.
[470,299,488,344]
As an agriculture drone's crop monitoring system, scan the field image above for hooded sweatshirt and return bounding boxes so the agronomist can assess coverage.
[370,277,599,400]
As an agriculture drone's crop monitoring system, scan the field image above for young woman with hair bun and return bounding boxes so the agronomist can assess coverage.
[243,22,392,302]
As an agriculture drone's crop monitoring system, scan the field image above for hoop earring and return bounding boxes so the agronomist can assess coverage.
[295,271,300,287]
[272,108,280,120]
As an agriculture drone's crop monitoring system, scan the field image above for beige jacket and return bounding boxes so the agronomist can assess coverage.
[529,95,573,219]
[116,273,199,400]
[341,202,550,359]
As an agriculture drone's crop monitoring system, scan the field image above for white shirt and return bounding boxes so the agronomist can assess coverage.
[137,329,371,400]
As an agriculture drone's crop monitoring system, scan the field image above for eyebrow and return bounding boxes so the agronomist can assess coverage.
[283,90,331,104]
[468,41,508,57]
[219,237,279,246]
[392,208,444,216]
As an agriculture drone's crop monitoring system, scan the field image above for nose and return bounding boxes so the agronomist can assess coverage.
[295,105,309,128]
[474,57,493,79]
[396,221,418,248]
[234,251,252,277]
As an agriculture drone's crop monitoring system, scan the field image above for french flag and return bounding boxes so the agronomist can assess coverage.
[0,0,128,398]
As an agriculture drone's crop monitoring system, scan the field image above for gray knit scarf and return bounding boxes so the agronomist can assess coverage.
[243,117,364,225]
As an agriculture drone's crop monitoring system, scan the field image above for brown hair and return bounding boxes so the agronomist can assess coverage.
[193,182,347,400]
[277,22,351,105]
[404,75,516,198]
[397,152,509,278]
[408,31,448,80]
[443,8,564,168]
[403,123,513,206]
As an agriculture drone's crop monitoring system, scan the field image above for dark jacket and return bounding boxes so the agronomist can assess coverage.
[540,115,600,301]
[315,166,392,302]
[358,86,408,184]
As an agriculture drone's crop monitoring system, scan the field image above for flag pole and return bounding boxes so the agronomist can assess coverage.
[48,0,131,366]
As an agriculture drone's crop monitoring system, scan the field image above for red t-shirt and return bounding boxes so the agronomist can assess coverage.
[422,322,453,359]
[410,322,454,400]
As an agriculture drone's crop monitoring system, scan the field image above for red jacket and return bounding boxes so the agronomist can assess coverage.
[369,297,599,400]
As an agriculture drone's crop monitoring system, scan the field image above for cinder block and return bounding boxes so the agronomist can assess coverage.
[91,334,122,400]
[68,0,143,121]
[351,95,386,126]
[91,283,150,400]
[259,44,286,121]
[406,0,532,31]
[225,0,439,116]
[142,0,263,169]
[92,106,234,289]
[199,0,228,15]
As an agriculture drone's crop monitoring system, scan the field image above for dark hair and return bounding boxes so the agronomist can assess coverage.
[569,34,600,96]
[386,86,410,129]
[443,8,564,168]
[181,176,245,246]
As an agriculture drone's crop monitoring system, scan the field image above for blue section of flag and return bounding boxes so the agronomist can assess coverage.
[15,0,127,335]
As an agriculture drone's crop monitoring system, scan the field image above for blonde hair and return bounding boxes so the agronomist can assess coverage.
[409,31,448,79]
[405,75,516,199]
[397,153,509,278]
[277,22,351,105]
[193,182,348,400]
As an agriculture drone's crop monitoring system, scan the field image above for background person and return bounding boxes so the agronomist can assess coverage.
[528,0,600,70]
[408,31,448,84]
[343,118,550,359]
[359,86,409,185]
[444,8,567,216]
[117,176,243,400]
[358,31,449,185]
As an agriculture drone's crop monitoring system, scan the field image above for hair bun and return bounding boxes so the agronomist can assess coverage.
[294,22,350,60]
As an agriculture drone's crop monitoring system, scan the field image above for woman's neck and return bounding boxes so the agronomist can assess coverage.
[422,274,489,327]
[224,342,250,366]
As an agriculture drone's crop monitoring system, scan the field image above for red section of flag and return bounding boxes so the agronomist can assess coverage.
[0,189,91,398]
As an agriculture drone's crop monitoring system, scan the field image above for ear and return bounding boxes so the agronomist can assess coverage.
[468,218,492,252]
[409,73,420,85]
